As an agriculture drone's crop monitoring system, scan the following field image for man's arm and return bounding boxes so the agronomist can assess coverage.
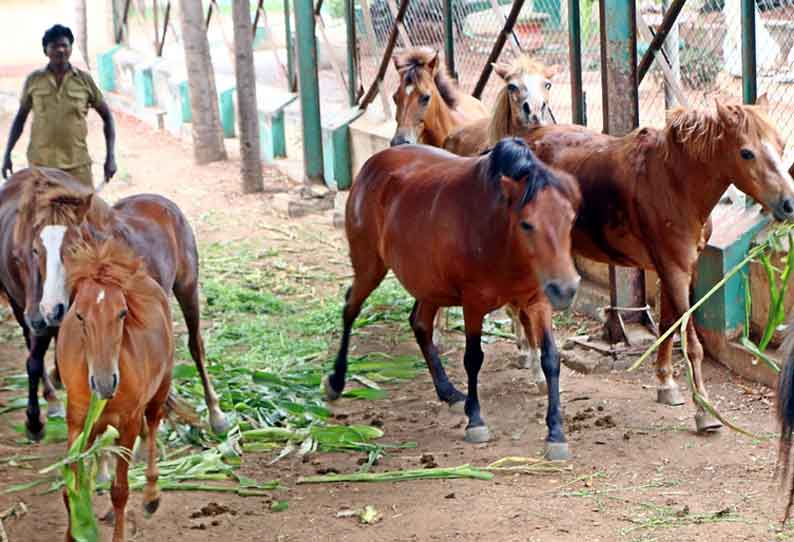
[2,102,31,179]
[95,100,117,183]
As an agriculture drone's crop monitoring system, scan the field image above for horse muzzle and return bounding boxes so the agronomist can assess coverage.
[90,372,119,399]
[390,134,414,147]
[543,277,580,310]
[773,197,794,221]
[41,302,66,327]
[25,313,49,335]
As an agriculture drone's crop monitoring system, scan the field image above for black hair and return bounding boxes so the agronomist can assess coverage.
[42,24,74,53]
[487,137,560,206]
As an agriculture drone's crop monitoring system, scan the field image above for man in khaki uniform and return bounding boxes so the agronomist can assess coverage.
[2,24,116,189]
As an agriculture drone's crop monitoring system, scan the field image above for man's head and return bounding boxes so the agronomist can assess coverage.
[42,24,73,66]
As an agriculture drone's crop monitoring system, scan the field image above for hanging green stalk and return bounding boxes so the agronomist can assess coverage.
[758,233,794,351]
[297,464,494,484]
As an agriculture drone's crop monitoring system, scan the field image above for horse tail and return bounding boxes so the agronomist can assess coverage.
[778,330,794,522]
[164,391,201,428]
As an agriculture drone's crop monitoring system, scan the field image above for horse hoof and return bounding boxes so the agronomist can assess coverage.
[47,402,65,419]
[534,380,548,395]
[25,423,45,442]
[464,425,491,443]
[448,400,465,415]
[144,497,161,517]
[518,355,532,369]
[99,508,115,524]
[695,411,722,433]
[323,375,342,401]
[657,387,685,406]
[210,411,232,434]
[544,441,571,461]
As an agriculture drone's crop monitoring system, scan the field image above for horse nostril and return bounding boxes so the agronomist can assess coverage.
[390,136,407,147]
[522,102,531,116]
[112,373,118,392]
[90,375,96,391]
[544,282,563,301]
[53,304,65,322]
[784,199,794,215]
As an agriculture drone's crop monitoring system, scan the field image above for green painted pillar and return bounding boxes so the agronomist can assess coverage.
[443,0,457,80]
[741,0,757,105]
[284,0,297,92]
[345,0,358,105]
[294,0,325,185]
[568,0,584,125]
[600,0,645,341]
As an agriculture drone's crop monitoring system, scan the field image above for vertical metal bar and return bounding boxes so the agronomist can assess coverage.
[157,1,171,57]
[568,0,584,125]
[253,0,264,36]
[344,0,359,105]
[284,0,297,92]
[205,1,214,29]
[661,0,679,110]
[741,0,757,105]
[153,0,160,54]
[472,0,526,98]
[600,0,645,342]
[116,0,132,44]
[294,0,326,185]
[443,0,456,80]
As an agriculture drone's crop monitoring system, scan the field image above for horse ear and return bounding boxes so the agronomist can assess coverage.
[756,93,770,107]
[715,99,736,125]
[392,53,403,71]
[427,51,439,74]
[500,176,523,206]
[492,62,511,80]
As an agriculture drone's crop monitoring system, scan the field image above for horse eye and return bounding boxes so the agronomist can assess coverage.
[31,247,38,256]
[76,312,84,321]
[520,221,535,232]
[544,81,552,90]
[507,83,518,93]
[740,149,755,160]
[419,94,430,106]
[119,309,128,320]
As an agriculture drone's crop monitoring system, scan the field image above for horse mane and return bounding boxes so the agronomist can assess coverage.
[486,137,580,207]
[64,234,155,330]
[664,103,782,163]
[14,168,112,244]
[487,57,550,145]
[395,47,459,108]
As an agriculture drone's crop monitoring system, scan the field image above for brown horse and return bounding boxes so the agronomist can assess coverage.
[443,56,556,156]
[0,168,87,440]
[324,138,581,459]
[10,167,228,438]
[522,101,794,432]
[59,233,172,542]
[390,47,488,147]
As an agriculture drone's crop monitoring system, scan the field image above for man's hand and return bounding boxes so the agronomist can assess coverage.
[2,154,12,180]
[104,156,117,183]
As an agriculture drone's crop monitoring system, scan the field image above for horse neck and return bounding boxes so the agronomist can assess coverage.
[664,147,732,226]
[421,92,457,146]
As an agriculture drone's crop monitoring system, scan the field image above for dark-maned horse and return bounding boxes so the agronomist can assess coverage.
[0,168,84,440]
[324,138,581,459]
[522,101,794,432]
[59,233,172,542]
[390,47,488,147]
[9,167,228,439]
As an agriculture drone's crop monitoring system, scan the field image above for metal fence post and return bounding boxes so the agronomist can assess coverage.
[345,0,359,105]
[443,0,457,80]
[284,0,298,92]
[294,0,326,185]
[600,0,647,344]
[568,0,584,125]
[741,0,757,105]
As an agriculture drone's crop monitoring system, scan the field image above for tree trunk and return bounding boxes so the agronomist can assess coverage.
[232,0,264,193]
[178,0,227,164]
[74,0,89,68]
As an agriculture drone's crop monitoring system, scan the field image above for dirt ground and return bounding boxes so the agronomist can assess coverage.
[0,104,792,542]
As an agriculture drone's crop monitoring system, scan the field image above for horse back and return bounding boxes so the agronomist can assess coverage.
[0,179,25,305]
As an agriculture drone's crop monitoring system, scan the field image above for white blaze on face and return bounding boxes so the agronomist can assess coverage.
[763,140,794,193]
[405,84,415,96]
[96,289,105,304]
[521,74,548,123]
[39,225,68,323]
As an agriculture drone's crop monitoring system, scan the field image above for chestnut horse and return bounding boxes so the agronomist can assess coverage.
[9,168,228,439]
[0,169,85,440]
[443,56,556,156]
[522,102,794,432]
[390,47,488,147]
[59,233,172,542]
[324,138,581,459]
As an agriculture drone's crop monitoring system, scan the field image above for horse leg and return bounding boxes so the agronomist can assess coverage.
[42,357,64,419]
[110,424,137,542]
[432,309,446,351]
[25,333,53,441]
[660,268,721,432]
[410,301,466,411]
[174,282,229,434]
[142,403,165,516]
[538,320,570,460]
[655,290,686,406]
[516,303,549,394]
[461,306,490,443]
[506,303,533,370]
[49,337,63,390]
[325,263,388,400]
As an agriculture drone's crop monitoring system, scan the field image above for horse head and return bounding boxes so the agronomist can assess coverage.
[492,57,556,128]
[391,48,448,147]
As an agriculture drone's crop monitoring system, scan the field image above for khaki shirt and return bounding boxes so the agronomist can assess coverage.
[21,66,103,169]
